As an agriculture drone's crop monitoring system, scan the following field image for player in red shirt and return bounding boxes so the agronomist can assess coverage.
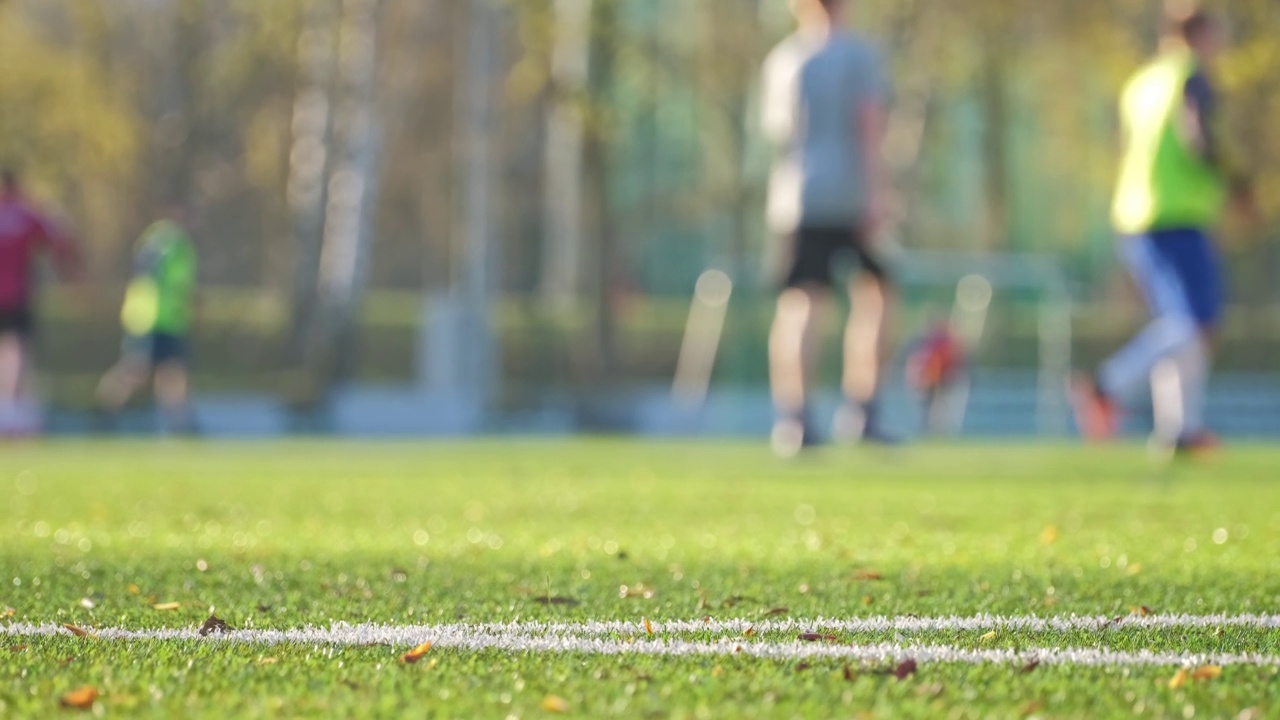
[0,169,81,435]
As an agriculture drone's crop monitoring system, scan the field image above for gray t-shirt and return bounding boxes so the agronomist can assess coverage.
[761,30,887,233]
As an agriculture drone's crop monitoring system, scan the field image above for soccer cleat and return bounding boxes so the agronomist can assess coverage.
[1070,374,1119,442]
[1175,431,1221,459]
[833,401,902,446]
[771,415,823,458]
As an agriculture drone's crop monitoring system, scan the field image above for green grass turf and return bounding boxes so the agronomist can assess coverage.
[2,441,1279,718]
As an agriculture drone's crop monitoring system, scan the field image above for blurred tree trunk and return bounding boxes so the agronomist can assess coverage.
[304,0,385,389]
[540,0,592,311]
[979,28,1011,251]
[287,0,340,376]
[584,0,618,377]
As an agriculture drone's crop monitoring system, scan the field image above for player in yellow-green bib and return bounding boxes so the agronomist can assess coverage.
[97,203,199,434]
[1074,10,1255,455]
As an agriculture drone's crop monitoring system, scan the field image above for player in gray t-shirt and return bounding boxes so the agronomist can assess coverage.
[762,0,896,455]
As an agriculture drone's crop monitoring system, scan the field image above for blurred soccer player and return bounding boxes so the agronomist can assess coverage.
[761,0,895,455]
[97,202,199,434]
[0,169,81,436]
[1074,10,1254,455]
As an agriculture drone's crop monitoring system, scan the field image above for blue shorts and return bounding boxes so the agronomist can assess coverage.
[124,332,189,365]
[1119,228,1224,328]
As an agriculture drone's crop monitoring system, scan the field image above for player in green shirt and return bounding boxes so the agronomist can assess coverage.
[1074,9,1254,454]
[97,204,199,433]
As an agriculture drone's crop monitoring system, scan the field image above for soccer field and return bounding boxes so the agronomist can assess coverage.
[2,441,1278,718]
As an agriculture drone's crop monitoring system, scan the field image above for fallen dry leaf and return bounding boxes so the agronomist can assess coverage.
[764,607,789,617]
[1129,605,1153,616]
[797,633,838,642]
[400,641,432,664]
[533,596,581,607]
[743,626,756,638]
[62,624,91,638]
[9,644,27,653]
[152,602,181,611]
[894,659,918,680]
[796,661,812,672]
[1191,666,1223,681]
[1040,525,1059,545]
[199,614,230,637]
[59,686,98,710]
[643,617,654,635]
[2,607,15,617]
[1022,660,1041,673]
[842,665,856,682]
[980,631,997,642]
[540,694,569,713]
[1168,668,1190,689]
[853,570,885,581]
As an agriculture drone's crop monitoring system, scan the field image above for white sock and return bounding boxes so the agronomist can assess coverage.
[1173,337,1209,437]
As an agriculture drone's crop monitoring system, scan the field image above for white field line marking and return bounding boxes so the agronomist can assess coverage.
[464,613,1280,637]
[4,615,1280,667]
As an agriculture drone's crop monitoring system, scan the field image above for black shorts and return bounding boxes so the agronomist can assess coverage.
[124,332,189,365]
[778,226,891,290]
[0,307,34,338]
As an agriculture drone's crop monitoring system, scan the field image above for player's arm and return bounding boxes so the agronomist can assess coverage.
[760,51,793,149]
[1183,73,1255,217]
[855,49,892,236]
[35,213,84,283]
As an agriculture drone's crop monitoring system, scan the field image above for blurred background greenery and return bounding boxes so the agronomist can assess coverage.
[1,0,1277,411]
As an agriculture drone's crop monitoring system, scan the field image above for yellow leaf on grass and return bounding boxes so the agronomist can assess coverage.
[1168,668,1190,689]
[62,624,91,638]
[400,642,432,664]
[1040,525,1059,545]
[152,602,181,611]
[2,607,14,617]
[980,631,997,642]
[541,694,569,713]
[1192,666,1223,680]
[743,626,756,638]
[127,584,140,595]
[643,617,654,635]
[59,686,98,709]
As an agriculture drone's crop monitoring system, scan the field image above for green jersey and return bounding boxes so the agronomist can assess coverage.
[121,220,197,336]
[1112,50,1229,234]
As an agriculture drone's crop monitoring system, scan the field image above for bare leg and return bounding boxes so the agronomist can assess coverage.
[154,361,195,433]
[842,274,892,404]
[0,333,25,434]
[0,333,23,402]
[97,357,151,413]
[769,285,828,453]
[838,274,896,440]
[770,286,828,417]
